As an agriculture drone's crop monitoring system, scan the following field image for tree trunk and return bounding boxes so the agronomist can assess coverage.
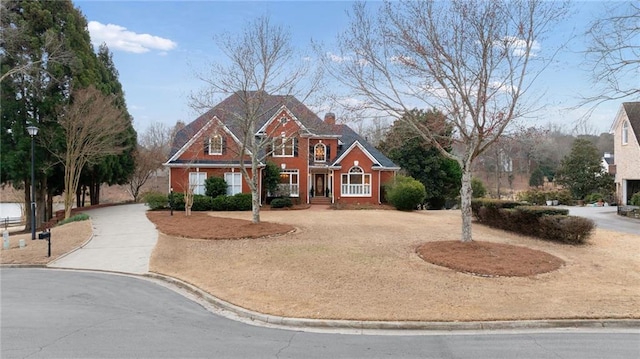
[459,166,473,243]
[76,186,82,208]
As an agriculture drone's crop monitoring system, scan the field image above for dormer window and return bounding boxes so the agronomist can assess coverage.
[314,143,326,162]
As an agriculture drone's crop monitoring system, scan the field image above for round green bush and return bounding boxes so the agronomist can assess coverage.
[205,177,228,198]
[630,192,640,206]
[386,176,426,211]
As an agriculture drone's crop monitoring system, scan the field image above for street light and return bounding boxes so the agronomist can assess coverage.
[26,125,38,240]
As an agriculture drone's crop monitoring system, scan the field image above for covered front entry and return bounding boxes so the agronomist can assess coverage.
[314,173,326,197]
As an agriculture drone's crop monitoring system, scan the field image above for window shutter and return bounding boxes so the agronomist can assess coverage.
[294,138,298,157]
[222,137,227,154]
[309,145,314,161]
[203,138,209,154]
[326,146,331,162]
[266,141,272,157]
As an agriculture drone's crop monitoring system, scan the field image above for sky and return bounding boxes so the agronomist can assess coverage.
[73,0,636,136]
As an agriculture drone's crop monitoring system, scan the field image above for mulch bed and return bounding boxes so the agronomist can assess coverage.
[416,240,565,277]
[146,211,295,240]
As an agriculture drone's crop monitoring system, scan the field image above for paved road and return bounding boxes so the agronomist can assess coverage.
[562,206,640,235]
[2,269,638,359]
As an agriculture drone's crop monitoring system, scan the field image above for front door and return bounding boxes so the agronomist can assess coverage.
[315,174,325,197]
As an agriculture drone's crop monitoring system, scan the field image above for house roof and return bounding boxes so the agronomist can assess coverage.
[622,102,640,144]
[169,92,335,159]
[333,124,399,169]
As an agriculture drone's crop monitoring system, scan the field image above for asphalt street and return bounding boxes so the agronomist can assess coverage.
[2,268,638,359]
[562,205,640,235]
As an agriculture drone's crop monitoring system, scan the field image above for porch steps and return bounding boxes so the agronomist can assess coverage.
[310,197,332,205]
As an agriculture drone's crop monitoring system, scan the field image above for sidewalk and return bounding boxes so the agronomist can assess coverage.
[48,203,157,274]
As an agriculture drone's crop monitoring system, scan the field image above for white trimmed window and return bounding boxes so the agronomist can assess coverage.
[622,121,629,145]
[277,169,299,197]
[224,172,242,195]
[209,134,223,155]
[341,166,371,197]
[314,143,326,162]
[189,172,206,195]
[273,134,295,157]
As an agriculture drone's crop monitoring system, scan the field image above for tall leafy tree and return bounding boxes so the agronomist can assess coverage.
[378,109,461,209]
[556,139,609,200]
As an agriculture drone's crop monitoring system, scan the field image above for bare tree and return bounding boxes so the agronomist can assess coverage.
[128,122,173,201]
[48,86,127,219]
[190,16,320,223]
[583,2,639,106]
[325,0,567,242]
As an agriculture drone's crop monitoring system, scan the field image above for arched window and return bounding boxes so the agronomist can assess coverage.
[622,121,629,145]
[340,166,371,196]
[314,143,326,162]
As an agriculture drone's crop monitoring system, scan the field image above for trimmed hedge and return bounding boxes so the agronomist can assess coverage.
[517,189,573,205]
[155,192,252,211]
[471,198,594,244]
[271,197,293,208]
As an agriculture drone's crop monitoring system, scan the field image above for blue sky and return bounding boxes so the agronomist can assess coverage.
[74,0,633,136]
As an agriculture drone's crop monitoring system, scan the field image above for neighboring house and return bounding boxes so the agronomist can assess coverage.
[601,152,615,175]
[611,102,640,205]
[165,92,399,205]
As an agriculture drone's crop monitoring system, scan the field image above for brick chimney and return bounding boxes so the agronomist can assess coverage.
[324,112,336,126]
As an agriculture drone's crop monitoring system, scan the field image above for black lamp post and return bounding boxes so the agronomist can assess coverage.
[26,125,39,240]
[169,187,174,216]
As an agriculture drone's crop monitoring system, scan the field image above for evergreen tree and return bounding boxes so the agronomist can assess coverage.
[378,109,461,209]
[556,139,608,200]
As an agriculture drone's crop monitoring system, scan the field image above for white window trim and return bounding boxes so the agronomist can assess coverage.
[209,135,223,155]
[314,143,326,162]
[622,121,629,145]
[189,172,207,195]
[340,166,371,197]
[224,172,242,195]
[273,136,295,157]
[275,169,300,197]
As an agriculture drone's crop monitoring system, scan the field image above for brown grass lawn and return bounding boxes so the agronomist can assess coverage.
[148,209,640,322]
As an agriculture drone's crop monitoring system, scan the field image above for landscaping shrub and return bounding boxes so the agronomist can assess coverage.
[57,213,90,226]
[471,177,486,198]
[191,195,213,211]
[205,177,228,198]
[143,191,169,210]
[386,176,426,211]
[585,193,603,204]
[630,192,640,206]
[230,193,252,210]
[171,192,186,211]
[471,200,592,244]
[538,215,595,244]
[271,197,293,208]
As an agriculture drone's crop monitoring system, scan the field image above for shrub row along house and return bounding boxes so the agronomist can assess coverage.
[165,93,399,205]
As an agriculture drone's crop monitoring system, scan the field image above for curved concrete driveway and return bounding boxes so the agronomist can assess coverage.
[562,206,640,235]
[48,204,157,274]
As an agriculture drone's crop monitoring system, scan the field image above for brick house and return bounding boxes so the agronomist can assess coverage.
[165,92,399,205]
[611,102,640,204]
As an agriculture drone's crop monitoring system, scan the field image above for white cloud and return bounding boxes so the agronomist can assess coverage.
[88,21,177,54]
[326,52,351,63]
[495,36,540,57]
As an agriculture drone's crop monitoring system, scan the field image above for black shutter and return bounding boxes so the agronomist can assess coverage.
[203,138,209,154]
[326,146,331,162]
[293,138,298,157]
[222,137,227,154]
[266,140,272,157]
[309,145,314,162]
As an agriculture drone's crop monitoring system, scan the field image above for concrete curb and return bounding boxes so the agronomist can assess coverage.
[145,272,640,332]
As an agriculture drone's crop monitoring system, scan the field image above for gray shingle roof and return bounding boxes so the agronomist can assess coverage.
[333,124,398,168]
